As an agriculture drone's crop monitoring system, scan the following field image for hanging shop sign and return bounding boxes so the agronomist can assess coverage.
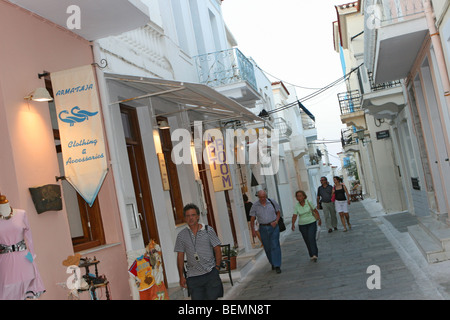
[204,129,233,192]
[51,65,108,206]
[157,153,170,191]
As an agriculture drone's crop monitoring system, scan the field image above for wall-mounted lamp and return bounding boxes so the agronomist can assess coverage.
[24,87,53,102]
[356,129,370,146]
[158,120,170,129]
[356,129,365,141]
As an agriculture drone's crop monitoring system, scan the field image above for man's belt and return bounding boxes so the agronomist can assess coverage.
[260,221,276,226]
[0,240,27,254]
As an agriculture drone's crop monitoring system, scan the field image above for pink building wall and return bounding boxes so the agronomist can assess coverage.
[0,1,131,300]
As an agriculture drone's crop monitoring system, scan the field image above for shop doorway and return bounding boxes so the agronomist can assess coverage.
[156,116,184,225]
[120,105,160,246]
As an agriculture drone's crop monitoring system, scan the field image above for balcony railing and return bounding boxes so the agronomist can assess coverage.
[364,0,425,72]
[194,48,257,92]
[367,71,402,91]
[273,117,293,139]
[337,90,362,115]
[372,0,425,26]
[341,127,357,148]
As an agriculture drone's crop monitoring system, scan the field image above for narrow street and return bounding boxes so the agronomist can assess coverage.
[223,200,450,300]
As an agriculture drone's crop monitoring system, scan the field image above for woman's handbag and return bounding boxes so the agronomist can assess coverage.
[331,187,336,202]
[307,200,321,221]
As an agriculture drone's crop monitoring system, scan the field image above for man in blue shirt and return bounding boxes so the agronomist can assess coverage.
[250,190,282,274]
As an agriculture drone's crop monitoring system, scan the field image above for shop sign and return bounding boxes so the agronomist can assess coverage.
[51,65,108,206]
[376,130,390,140]
[157,153,170,191]
[204,129,233,192]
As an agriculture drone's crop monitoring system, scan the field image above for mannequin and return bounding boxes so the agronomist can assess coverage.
[0,194,45,299]
[0,195,12,218]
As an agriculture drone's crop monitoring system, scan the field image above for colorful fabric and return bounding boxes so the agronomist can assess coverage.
[128,256,154,291]
[138,282,169,300]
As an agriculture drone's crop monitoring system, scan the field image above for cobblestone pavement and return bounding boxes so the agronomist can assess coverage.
[224,200,450,300]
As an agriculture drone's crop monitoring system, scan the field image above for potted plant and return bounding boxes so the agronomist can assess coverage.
[222,246,238,270]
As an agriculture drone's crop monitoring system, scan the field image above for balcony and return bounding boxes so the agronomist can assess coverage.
[272,117,293,143]
[337,90,366,129]
[364,0,428,84]
[341,127,360,152]
[194,48,260,107]
[361,71,406,119]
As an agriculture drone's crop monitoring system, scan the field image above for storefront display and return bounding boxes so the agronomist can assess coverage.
[0,194,46,300]
[129,240,169,300]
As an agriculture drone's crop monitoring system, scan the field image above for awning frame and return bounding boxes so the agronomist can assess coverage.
[104,74,261,124]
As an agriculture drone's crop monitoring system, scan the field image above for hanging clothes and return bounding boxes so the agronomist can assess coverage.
[128,240,168,300]
[0,210,46,299]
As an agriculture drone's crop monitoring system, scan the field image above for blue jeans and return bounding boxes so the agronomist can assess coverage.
[259,224,282,267]
[298,221,318,258]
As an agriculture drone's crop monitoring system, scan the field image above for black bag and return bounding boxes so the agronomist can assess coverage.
[267,198,286,232]
[277,218,287,232]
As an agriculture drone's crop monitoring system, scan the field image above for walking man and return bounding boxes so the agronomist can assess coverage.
[250,190,282,273]
[317,177,338,233]
[175,203,224,300]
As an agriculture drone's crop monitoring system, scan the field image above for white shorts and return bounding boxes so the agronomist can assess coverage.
[335,200,348,213]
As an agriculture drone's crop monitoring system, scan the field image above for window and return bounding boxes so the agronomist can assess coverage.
[46,79,106,252]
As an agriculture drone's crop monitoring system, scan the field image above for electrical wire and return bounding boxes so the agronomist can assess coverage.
[254,64,324,90]
[267,63,363,115]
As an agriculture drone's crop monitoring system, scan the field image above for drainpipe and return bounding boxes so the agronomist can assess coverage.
[423,0,450,116]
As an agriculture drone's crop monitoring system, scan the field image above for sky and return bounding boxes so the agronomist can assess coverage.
[221,0,349,167]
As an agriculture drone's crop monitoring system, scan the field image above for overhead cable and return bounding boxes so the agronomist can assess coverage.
[267,63,363,115]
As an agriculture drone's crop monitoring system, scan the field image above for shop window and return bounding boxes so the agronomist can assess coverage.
[45,79,106,252]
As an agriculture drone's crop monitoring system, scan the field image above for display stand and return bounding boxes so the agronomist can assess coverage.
[78,257,110,300]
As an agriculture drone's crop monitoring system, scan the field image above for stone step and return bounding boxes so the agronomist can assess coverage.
[408,224,450,263]
[418,216,450,251]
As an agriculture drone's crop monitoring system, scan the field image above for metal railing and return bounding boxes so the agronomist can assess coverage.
[341,127,357,148]
[337,90,362,115]
[367,71,402,91]
[272,117,293,138]
[194,48,257,92]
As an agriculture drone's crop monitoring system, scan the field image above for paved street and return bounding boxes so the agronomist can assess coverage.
[223,199,450,300]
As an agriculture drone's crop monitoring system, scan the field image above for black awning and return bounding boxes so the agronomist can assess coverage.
[298,101,315,122]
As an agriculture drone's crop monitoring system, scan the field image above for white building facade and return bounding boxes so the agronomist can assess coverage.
[334,0,450,263]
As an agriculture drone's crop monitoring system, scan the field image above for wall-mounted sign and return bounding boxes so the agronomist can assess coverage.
[51,65,108,206]
[157,153,170,191]
[376,130,390,140]
[204,130,233,192]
